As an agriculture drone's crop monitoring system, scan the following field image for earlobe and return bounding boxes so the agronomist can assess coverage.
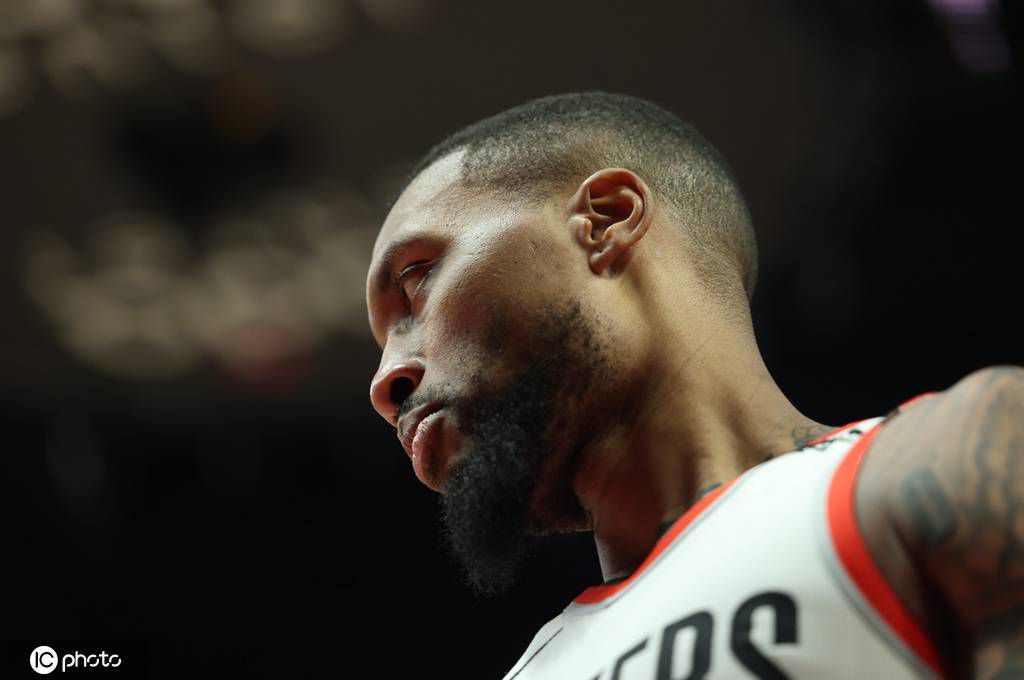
[567,168,653,276]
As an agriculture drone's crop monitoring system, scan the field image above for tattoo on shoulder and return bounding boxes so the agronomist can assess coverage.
[899,468,956,547]
[886,367,1024,676]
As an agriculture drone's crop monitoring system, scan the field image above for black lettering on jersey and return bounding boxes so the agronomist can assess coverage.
[582,591,798,680]
[730,591,797,680]
[611,638,648,680]
[655,610,711,680]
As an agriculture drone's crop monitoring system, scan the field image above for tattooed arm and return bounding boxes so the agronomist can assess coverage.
[873,366,1024,679]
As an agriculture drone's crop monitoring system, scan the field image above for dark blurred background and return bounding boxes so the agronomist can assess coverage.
[0,0,1021,677]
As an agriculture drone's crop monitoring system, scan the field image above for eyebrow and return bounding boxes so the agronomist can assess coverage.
[371,234,421,300]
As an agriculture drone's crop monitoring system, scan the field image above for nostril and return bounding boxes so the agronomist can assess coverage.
[390,376,415,407]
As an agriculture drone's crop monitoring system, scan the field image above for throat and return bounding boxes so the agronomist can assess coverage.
[600,481,725,586]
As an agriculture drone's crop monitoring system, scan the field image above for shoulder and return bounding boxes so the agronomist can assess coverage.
[861,365,1024,541]
[501,612,564,680]
[864,365,1024,502]
[858,366,1024,671]
[888,365,1024,429]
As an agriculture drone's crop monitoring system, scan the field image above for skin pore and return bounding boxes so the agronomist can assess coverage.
[367,150,832,596]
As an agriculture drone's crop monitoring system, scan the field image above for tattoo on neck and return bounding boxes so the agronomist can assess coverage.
[791,425,829,449]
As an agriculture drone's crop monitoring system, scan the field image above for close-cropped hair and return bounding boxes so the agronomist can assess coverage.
[404,91,758,302]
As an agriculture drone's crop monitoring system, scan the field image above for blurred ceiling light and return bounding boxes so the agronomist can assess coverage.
[929,0,1011,75]
[298,226,376,331]
[40,23,116,98]
[227,0,350,59]
[60,277,202,380]
[24,218,201,379]
[0,0,430,116]
[41,18,154,98]
[151,2,231,75]
[0,0,81,42]
[185,233,319,387]
[22,184,381,383]
[127,0,210,12]
[90,214,190,297]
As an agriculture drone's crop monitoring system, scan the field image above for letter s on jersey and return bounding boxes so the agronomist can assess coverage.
[586,591,798,680]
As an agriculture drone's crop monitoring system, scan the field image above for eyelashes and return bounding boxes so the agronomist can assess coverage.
[397,260,432,304]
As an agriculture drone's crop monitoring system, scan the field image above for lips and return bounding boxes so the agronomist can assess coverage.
[397,402,449,491]
[398,402,443,457]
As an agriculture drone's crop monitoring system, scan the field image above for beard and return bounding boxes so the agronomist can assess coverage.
[438,299,611,598]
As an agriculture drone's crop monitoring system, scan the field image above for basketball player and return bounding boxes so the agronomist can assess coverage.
[365,92,1022,679]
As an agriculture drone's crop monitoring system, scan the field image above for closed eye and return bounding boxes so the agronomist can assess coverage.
[398,260,432,304]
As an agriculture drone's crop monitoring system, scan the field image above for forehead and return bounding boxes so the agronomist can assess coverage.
[372,151,476,261]
[367,150,511,343]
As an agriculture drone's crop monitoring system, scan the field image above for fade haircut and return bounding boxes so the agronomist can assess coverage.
[405,91,758,303]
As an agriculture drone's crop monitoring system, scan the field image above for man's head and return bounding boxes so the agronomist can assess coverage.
[366,92,757,596]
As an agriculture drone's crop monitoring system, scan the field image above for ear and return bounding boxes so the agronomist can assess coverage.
[567,168,654,276]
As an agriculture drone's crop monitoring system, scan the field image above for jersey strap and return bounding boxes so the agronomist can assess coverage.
[825,397,948,679]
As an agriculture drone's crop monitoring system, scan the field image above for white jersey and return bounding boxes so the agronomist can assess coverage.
[501,406,950,680]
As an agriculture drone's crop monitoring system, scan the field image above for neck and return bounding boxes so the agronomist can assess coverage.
[571,320,832,583]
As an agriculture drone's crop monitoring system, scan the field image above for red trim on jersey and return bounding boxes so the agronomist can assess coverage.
[573,480,735,605]
[827,420,949,679]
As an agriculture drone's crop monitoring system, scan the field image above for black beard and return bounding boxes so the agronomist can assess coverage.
[439,300,606,598]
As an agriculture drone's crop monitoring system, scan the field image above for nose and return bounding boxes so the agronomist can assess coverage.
[370,359,425,427]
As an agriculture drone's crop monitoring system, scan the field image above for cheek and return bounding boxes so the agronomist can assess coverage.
[422,231,572,379]
[418,269,499,384]
[422,269,535,388]
[427,250,512,341]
